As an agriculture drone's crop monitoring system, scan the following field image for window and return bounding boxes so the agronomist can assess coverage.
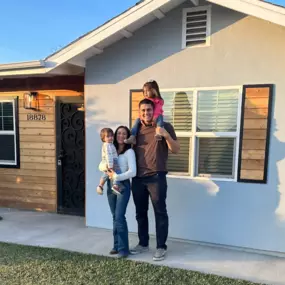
[130,84,273,184]
[182,6,211,48]
[162,87,241,180]
[0,99,19,167]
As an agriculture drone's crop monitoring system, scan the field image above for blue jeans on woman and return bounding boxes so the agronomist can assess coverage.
[107,179,130,256]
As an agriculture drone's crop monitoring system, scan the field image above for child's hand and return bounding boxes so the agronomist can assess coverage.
[156,127,169,139]
[107,169,115,179]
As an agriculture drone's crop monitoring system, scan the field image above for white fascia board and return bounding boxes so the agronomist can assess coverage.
[0,60,45,71]
[153,9,165,19]
[46,0,171,66]
[0,67,49,77]
[207,0,285,27]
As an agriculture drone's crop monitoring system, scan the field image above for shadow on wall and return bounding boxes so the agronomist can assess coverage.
[85,4,245,85]
[272,117,285,222]
[85,96,123,132]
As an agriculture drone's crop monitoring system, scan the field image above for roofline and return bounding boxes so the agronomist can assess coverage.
[207,0,285,27]
[45,0,171,65]
[0,60,45,71]
[1,0,285,78]
[45,0,145,61]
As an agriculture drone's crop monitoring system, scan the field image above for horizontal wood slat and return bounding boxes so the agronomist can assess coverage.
[243,130,267,140]
[20,156,56,163]
[0,195,55,206]
[240,170,264,180]
[0,182,56,191]
[20,128,55,136]
[0,174,56,184]
[19,107,54,114]
[21,142,55,150]
[20,136,55,143]
[0,200,56,212]
[20,162,56,170]
[242,150,265,160]
[243,108,268,119]
[131,91,144,125]
[242,139,266,150]
[20,149,55,157]
[0,169,56,177]
[238,85,272,183]
[19,121,55,129]
[0,189,56,199]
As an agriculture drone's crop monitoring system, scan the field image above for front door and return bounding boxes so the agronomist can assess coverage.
[56,102,85,216]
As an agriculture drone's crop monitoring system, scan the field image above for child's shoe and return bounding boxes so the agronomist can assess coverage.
[155,134,162,141]
[112,184,122,195]
[124,135,136,145]
[96,185,103,195]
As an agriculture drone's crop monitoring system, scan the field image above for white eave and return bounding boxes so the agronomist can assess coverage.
[0,0,285,77]
[207,0,285,27]
[0,60,45,71]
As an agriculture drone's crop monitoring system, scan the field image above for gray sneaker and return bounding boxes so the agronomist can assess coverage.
[153,248,167,261]
[130,244,149,255]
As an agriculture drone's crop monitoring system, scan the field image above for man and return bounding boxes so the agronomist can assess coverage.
[131,98,180,261]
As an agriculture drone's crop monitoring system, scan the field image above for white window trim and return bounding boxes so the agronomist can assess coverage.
[162,86,243,182]
[0,99,17,166]
[182,5,212,49]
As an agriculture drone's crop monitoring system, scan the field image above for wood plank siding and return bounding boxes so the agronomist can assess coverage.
[238,85,273,183]
[0,76,84,212]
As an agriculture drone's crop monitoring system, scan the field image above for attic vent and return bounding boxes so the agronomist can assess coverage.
[182,6,211,48]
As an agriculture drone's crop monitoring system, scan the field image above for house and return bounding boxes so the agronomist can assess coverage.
[0,75,85,215]
[1,0,285,255]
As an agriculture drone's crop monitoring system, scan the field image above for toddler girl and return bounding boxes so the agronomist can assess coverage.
[96,128,122,195]
[124,80,164,145]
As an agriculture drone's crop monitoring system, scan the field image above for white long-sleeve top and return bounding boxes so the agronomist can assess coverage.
[99,148,136,182]
[102,142,118,169]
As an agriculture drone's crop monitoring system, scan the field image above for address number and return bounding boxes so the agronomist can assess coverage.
[27,114,46,121]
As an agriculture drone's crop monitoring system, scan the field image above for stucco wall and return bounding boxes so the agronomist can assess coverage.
[85,1,285,253]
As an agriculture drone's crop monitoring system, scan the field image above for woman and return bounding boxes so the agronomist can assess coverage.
[106,126,136,258]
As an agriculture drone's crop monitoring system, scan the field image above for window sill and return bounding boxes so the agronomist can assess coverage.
[167,174,236,182]
[0,163,19,169]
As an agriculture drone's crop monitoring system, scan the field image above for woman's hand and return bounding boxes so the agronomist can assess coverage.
[107,169,115,179]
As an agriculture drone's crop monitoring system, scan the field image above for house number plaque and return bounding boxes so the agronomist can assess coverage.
[27,113,46,121]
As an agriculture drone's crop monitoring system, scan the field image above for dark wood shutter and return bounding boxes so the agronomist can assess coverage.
[130,90,144,127]
[238,84,273,183]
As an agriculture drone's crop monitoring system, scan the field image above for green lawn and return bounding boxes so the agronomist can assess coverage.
[0,242,263,285]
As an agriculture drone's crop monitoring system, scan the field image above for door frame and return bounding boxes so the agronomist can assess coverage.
[55,97,85,216]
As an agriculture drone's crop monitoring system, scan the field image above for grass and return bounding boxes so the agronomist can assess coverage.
[0,242,263,285]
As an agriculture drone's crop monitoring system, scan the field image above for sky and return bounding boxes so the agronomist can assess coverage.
[0,0,284,64]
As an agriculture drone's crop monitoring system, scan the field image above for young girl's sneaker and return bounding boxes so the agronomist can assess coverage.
[155,134,162,141]
[124,135,136,145]
[112,184,122,195]
[96,185,103,195]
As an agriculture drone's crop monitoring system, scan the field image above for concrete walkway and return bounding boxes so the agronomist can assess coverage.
[1,208,285,285]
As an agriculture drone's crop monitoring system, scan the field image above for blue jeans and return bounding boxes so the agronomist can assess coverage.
[101,158,121,186]
[107,179,130,255]
[131,115,164,136]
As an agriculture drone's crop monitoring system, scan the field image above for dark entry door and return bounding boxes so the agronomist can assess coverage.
[56,102,85,216]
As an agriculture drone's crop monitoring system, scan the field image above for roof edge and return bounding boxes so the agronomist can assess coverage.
[0,60,45,71]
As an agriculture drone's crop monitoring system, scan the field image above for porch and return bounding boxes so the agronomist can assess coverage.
[0,207,285,285]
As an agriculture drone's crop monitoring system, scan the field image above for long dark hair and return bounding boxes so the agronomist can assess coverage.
[143,80,163,99]
[113,126,131,155]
